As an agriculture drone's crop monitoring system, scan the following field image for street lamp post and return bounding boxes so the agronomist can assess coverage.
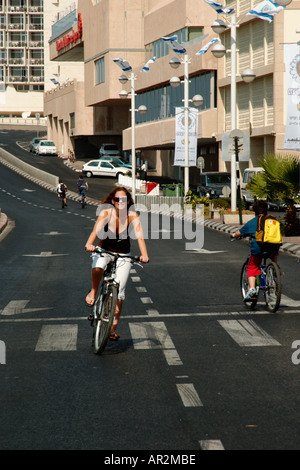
[169,55,203,196]
[212,16,256,212]
[119,73,147,201]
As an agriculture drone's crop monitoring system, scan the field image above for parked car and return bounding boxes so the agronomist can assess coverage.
[82,160,128,178]
[99,143,121,157]
[34,140,57,156]
[241,167,263,208]
[197,172,231,199]
[29,137,42,153]
[98,156,132,169]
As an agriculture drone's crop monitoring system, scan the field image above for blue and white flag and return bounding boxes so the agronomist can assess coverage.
[247,0,285,22]
[204,0,235,15]
[113,58,132,72]
[161,35,186,54]
[196,37,220,55]
[141,57,156,72]
[50,78,59,86]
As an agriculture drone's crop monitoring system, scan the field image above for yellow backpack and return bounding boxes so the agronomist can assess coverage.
[255,215,282,248]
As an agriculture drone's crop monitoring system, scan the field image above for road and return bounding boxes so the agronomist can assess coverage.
[1,133,300,451]
[0,129,114,201]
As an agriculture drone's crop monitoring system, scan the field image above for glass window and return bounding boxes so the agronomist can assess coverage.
[95,57,105,85]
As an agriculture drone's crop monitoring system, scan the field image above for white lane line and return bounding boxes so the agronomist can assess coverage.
[35,325,78,351]
[140,297,153,304]
[199,440,225,450]
[131,277,141,283]
[176,383,203,407]
[218,319,281,347]
[129,321,183,366]
[147,309,160,317]
[136,287,147,293]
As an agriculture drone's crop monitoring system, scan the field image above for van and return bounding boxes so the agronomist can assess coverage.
[241,167,263,208]
[99,143,121,157]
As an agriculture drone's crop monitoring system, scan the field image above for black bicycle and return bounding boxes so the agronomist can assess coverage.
[87,247,141,355]
[237,237,282,312]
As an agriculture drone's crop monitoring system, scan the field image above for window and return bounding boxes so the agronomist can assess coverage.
[95,57,105,85]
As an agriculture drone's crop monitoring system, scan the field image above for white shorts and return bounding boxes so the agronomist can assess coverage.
[91,251,132,301]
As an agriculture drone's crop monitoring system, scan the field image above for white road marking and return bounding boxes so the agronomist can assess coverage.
[199,440,225,450]
[140,297,153,304]
[0,300,51,316]
[35,325,78,351]
[218,319,281,347]
[23,251,68,257]
[136,287,147,293]
[176,383,203,407]
[280,295,300,308]
[131,277,142,283]
[129,321,183,366]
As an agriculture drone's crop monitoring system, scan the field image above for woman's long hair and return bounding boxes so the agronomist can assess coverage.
[101,186,134,210]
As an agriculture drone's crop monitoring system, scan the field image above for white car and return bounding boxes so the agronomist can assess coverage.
[29,137,42,153]
[82,160,128,178]
[35,140,57,156]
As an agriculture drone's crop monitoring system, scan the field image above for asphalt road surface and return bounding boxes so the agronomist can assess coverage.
[1,133,300,451]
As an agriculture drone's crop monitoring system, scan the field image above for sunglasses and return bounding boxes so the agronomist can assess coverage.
[114,197,127,203]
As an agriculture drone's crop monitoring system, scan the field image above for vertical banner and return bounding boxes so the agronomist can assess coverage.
[284,44,300,150]
[174,107,198,167]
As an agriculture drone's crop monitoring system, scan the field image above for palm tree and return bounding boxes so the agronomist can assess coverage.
[248,154,300,236]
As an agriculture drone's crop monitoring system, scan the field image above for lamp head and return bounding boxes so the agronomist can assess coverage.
[211,43,226,59]
[241,68,256,83]
[170,76,181,88]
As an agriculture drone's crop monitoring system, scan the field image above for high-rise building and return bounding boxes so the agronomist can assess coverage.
[0,0,83,117]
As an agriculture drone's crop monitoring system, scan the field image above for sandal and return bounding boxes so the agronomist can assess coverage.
[109,333,120,341]
[85,291,95,307]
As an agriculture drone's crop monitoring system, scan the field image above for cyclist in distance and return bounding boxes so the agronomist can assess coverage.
[77,174,88,207]
[231,200,279,302]
[56,179,67,207]
[85,186,149,340]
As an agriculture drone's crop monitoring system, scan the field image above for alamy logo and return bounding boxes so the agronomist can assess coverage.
[0,340,6,365]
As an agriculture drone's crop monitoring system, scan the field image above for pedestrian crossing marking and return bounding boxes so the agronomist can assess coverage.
[218,319,281,347]
[176,383,203,407]
[129,321,183,366]
[35,325,78,351]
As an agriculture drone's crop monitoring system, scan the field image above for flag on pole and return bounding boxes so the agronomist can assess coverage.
[141,57,156,72]
[196,38,220,55]
[246,0,285,22]
[50,78,60,86]
[113,58,132,72]
[161,35,186,54]
[204,0,235,15]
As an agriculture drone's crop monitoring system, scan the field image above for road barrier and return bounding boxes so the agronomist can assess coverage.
[0,147,59,187]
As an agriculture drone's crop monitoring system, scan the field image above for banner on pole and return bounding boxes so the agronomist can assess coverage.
[284,44,300,151]
[174,107,198,167]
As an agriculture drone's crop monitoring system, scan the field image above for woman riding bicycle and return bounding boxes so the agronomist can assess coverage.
[85,186,149,340]
[231,200,279,302]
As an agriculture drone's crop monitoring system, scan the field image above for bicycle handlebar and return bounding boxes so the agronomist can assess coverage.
[86,246,147,264]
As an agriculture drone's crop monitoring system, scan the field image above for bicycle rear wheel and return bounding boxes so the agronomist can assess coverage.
[264,261,281,313]
[93,284,118,355]
[240,260,257,310]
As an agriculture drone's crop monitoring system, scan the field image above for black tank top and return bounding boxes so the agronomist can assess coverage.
[100,219,131,254]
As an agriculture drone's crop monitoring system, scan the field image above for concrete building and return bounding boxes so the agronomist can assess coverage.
[0,0,83,118]
[44,0,300,184]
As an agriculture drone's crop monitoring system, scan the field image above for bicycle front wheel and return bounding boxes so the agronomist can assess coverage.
[93,285,118,355]
[240,260,257,310]
[264,262,282,313]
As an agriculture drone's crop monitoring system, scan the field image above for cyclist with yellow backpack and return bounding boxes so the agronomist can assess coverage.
[231,200,282,302]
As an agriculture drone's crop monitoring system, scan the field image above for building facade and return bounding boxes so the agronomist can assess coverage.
[0,0,83,117]
[44,0,300,183]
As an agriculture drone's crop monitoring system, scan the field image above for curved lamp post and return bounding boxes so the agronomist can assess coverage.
[211,16,256,212]
[119,74,147,201]
[169,56,203,196]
